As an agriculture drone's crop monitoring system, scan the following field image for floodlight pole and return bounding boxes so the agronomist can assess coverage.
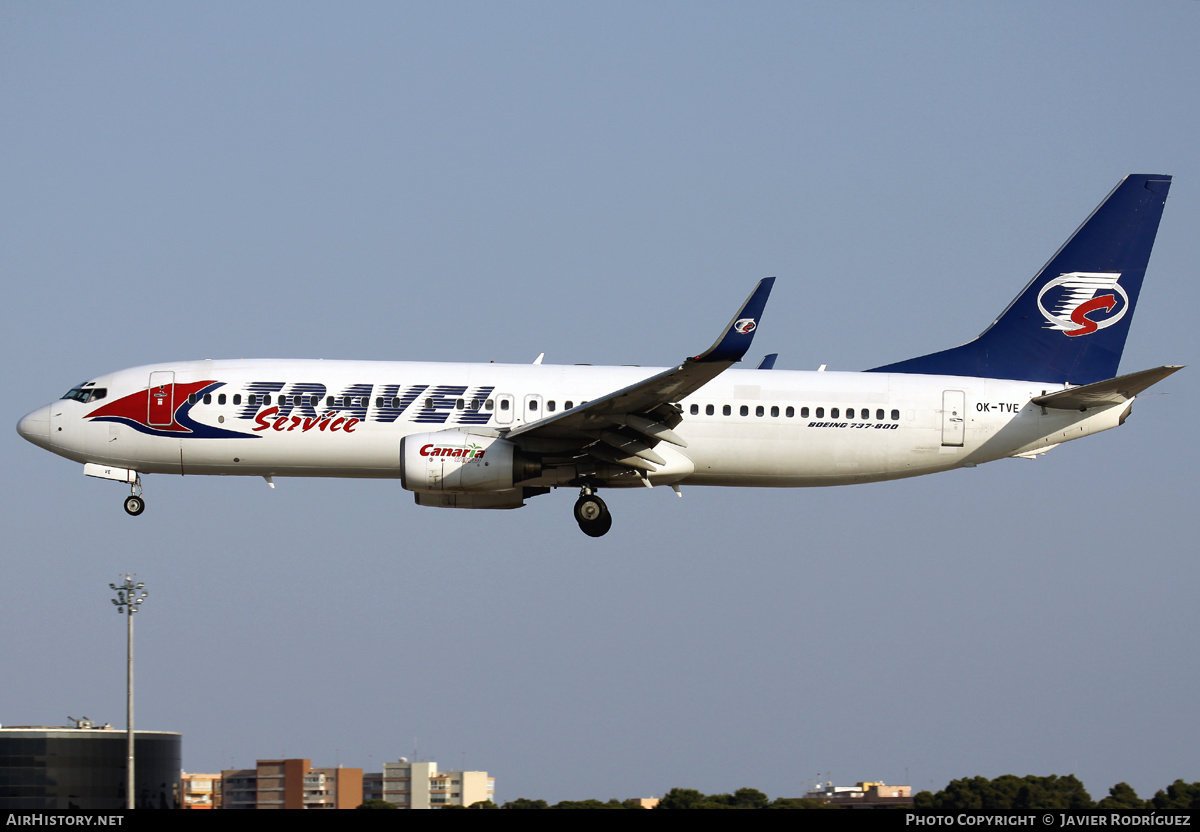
[110,575,147,810]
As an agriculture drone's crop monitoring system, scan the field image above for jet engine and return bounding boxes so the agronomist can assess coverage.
[400,432,539,493]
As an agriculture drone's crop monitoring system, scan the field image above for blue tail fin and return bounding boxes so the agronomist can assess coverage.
[867,174,1171,385]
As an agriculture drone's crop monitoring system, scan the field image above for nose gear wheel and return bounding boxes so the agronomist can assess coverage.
[123,475,145,516]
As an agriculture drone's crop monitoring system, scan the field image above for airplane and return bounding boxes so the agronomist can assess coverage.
[17,174,1180,537]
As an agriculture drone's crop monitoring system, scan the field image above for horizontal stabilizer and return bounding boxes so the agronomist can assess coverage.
[1032,365,1182,410]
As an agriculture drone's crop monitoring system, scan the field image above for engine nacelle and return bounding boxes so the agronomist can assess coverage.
[400,432,537,493]
[414,491,527,509]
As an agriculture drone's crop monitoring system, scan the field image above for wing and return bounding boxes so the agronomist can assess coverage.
[506,278,775,475]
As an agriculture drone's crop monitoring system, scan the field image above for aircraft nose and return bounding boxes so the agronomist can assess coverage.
[17,405,52,450]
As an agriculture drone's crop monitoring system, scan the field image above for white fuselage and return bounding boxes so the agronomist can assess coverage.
[29,358,1127,489]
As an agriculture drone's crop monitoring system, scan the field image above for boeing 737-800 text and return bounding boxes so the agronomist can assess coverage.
[17,175,1180,536]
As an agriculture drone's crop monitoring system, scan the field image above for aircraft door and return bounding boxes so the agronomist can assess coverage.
[148,372,175,426]
[524,394,543,424]
[494,394,514,425]
[941,390,965,447]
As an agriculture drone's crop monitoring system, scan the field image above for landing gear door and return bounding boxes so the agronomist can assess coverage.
[148,372,175,427]
[942,389,965,447]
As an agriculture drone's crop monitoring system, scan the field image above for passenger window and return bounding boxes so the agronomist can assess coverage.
[486,399,494,410]
[690,404,699,415]
[218,394,227,405]
[815,407,824,418]
[376,397,383,408]
[706,404,714,416]
[846,408,855,419]
[312,396,320,407]
[188,394,197,404]
[891,409,900,420]
[565,400,574,409]
[456,399,465,409]
[234,394,242,406]
[739,405,749,417]
[529,400,538,411]
[548,401,557,412]
[786,406,794,417]
[771,406,779,417]
[756,406,764,417]
[326,396,334,408]
[501,400,510,411]
[800,407,808,417]
[249,394,258,406]
[203,394,212,405]
[831,408,839,418]
[876,409,885,420]
[723,405,732,416]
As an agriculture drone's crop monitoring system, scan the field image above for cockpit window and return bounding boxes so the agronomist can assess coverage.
[61,385,107,404]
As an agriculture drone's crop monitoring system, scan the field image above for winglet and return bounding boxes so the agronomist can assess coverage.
[757,353,778,370]
[692,277,775,363]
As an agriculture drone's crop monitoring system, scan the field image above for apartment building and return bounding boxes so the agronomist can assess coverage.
[220,758,362,809]
[377,758,495,808]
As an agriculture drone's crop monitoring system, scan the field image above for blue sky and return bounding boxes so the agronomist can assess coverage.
[4,2,1198,803]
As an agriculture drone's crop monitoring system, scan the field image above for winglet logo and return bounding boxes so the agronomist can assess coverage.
[1036,272,1128,337]
[733,318,757,335]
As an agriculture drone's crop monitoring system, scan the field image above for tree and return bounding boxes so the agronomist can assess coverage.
[656,788,708,810]
[768,797,841,809]
[550,798,626,809]
[503,797,549,809]
[733,788,770,809]
[1096,783,1147,813]
[356,798,397,809]
[915,775,1093,813]
[1150,780,1200,813]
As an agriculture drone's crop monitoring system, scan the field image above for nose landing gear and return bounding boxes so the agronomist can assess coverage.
[123,476,145,516]
[573,487,612,537]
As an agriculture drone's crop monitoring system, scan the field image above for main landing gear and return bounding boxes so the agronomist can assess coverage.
[573,487,612,537]
[123,476,145,517]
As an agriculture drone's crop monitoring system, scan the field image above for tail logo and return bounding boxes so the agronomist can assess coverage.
[1036,272,1128,337]
[733,318,757,335]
